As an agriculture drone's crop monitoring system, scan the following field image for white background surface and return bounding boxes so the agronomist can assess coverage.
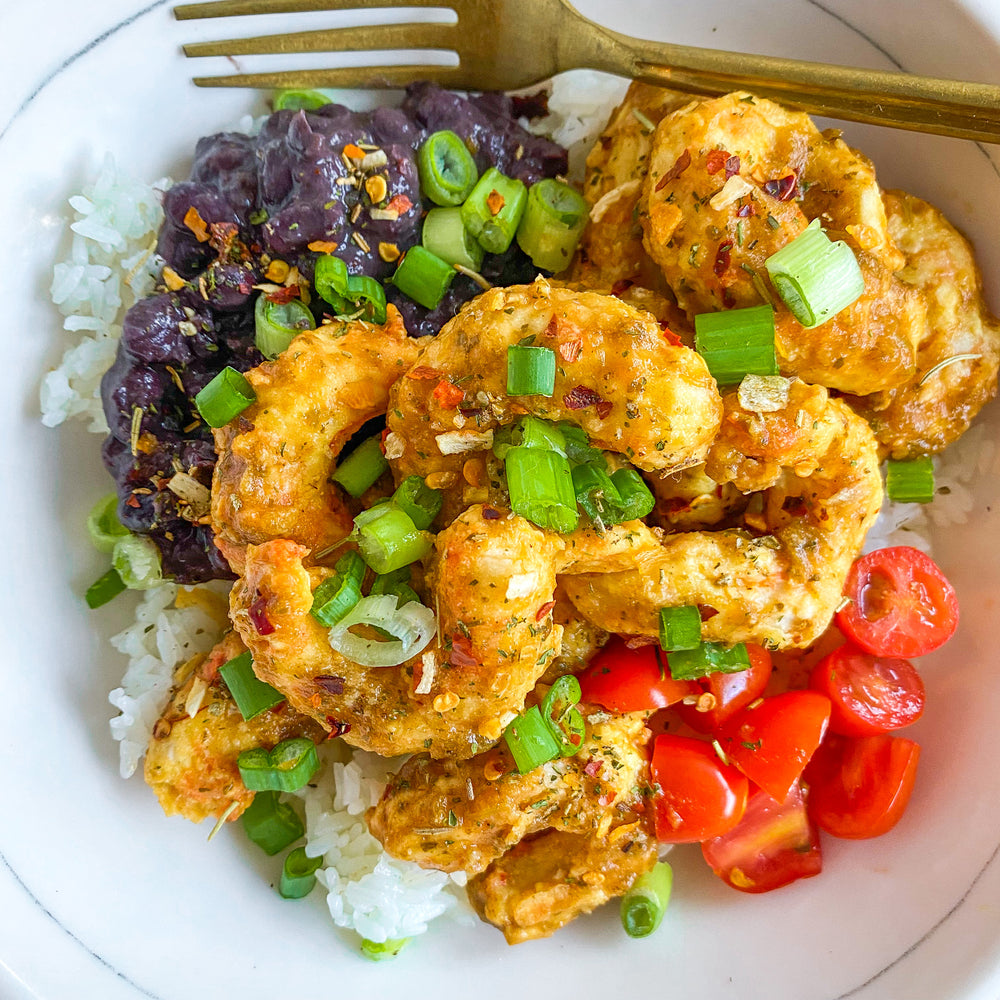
[2,1,1000,998]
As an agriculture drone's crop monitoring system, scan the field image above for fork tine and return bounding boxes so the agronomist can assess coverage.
[174,0,453,20]
[184,21,455,57]
[191,65,467,88]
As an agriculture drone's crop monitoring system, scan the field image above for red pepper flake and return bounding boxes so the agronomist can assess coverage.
[763,173,799,201]
[535,600,556,621]
[482,506,501,520]
[610,279,634,297]
[265,284,300,304]
[624,635,658,649]
[782,496,808,517]
[724,154,741,178]
[385,194,413,215]
[654,148,691,191]
[486,190,505,216]
[342,143,365,160]
[563,385,604,410]
[249,594,276,635]
[598,791,617,807]
[183,206,210,243]
[697,605,719,621]
[713,240,734,277]
[208,221,239,254]
[449,634,479,668]
[125,495,140,508]
[595,399,613,420]
[570,732,582,746]
[584,758,603,778]
[558,338,583,363]
[705,149,730,175]
[736,201,756,218]
[660,323,682,347]
[406,365,443,380]
[432,379,465,409]
[315,675,346,695]
[325,717,352,738]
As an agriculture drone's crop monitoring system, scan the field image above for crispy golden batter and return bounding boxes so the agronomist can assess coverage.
[211,307,420,571]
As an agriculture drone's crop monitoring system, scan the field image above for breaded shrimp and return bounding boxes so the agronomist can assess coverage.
[560,380,883,649]
[211,306,420,571]
[849,190,1000,457]
[229,505,565,759]
[386,279,723,523]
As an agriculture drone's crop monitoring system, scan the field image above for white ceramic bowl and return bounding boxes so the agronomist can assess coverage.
[2,1,1000,998]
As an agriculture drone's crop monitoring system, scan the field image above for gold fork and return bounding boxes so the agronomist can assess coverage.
[175,0,1000,144]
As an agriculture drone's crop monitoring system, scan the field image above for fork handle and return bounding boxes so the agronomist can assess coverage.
[589,29,1000,143]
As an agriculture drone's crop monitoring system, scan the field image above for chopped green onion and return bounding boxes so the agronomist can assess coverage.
[461,167,527,254]
[331,435,389,498]
[254,294,314,359]
[241,790,304,855]
[195,366,256,428]
[85,567,126,609]
[219,650,286,720]
[417,130,479,206]
[327,593,436,668]
[621,861,673,938]
[279,845,324,899]
[392,246,455,310]
[313,254,387,323]
[658,606,702,652]
[667,642,751,681]
[353,504,432,575]
[273,88,337,111]
[111,533,162,590]
[237,737,320,793]
[310,551,366,626]
[506,344,556,396]
[86,494,129,553]
[505,446,579,534]
[392,476,443,531]
[764,219,865,328]
[369,566,421,606]
[539,675,585,756]
[558,422,606,469]
[573,462,623,531]
[361,938,410,962]
[504,705,561,774]
[422,206,484,272]
[610,468,655,522]
[515,178,589,273]
[694,304,778,386]
[493,415,567,461]
[886,456,935,504]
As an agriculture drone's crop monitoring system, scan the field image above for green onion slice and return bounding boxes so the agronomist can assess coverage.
[558,422,606,469]
[361,938,410,962]
[621,861,673,938]
[504,704,561,774]
[391,476,443,531]
[539,675,586,756]
[254,294,314,359]
[392,245,455,310]
[461,167,527,254]
[279,845,324,899]
[886,456,935,504]
[111,533,163,590]
[313,254,388,323]
[505,446,579,534]
[310,551,366,626]
[422,206,484,272]
[369,566,420,606]
[667,641,751,681]
[694,304,778,386]
[195,366,256,428]
[764,218,865,328]
[331,435,389,498]
[274,88,337,111]
[515,178,589,274]
[327,593,436,668]
[609,468,655,522]
[85,567,126,609]
[87,494,129,553]
[493,415,567,461]
[353,504,433,575]
[219,650,286,720]
[241,790,304,856]
[658,605,702,652]
[417,130,479,206]
[506,344,556,396]
[572,462,624,532]
[237,737,320,793]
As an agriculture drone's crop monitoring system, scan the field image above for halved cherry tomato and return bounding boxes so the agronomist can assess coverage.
[810,643,925,737]
[701,783,822,893]
[836,546,959,658]
[676,643,773,733]
[650,734,748,843]
[805,732,920,839]
[578,637,698,713]
[716,690,831,802]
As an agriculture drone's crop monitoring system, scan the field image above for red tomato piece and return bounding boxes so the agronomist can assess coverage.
[805,732,920,839]
[676,643,773,733]
[717,690,831,802]
[578,637,698,713]
[701,783,822,893]
[836,546,959,658]
[810,643,925,737]
[650,734,749,843]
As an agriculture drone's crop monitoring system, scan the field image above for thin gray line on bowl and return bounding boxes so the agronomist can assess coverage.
[0,0,171,147]
[0,848,163,1000]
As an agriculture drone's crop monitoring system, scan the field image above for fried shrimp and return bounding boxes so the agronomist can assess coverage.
[228,505,565,759]
[386,279,723,522]
[560,380,883,649]
[849,190,1000,457]
[211,307,420,571]
[640,92,923,394]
